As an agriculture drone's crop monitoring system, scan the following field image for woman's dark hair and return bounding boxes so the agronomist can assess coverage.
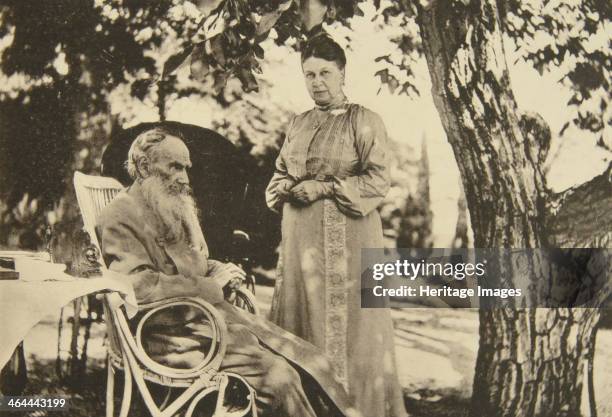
[301,34,346,69]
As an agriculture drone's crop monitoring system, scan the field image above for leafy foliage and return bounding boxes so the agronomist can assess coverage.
[168,0,609,142]
[165,0,302,93]
[501,0,611,143]
[0,1,206,248]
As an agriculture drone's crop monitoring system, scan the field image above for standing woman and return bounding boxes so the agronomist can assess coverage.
[266,34,407,417]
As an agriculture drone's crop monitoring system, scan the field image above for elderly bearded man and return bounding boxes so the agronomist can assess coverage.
[97,128,357,417]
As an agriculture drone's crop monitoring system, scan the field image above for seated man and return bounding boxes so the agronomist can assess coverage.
[97,127,356,417]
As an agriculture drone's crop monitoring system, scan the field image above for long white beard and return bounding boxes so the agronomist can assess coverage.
[141,175,205,246]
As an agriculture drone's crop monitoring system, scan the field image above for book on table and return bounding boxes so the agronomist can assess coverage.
[0,266,18,280]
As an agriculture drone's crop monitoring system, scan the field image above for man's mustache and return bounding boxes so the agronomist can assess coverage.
[166,181,193,196]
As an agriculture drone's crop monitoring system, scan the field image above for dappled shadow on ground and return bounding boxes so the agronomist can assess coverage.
[4,356,106,417]
[14,286,611,416]
[8,356,470,417]
[5,356,168,417]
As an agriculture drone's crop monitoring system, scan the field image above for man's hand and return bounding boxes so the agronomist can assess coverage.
[208,262,246,290]
[290,180,333,205]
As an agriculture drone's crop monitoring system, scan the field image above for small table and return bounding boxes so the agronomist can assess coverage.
[0,273,137,388]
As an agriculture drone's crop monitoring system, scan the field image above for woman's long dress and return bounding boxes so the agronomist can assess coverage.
[266,103,407,417]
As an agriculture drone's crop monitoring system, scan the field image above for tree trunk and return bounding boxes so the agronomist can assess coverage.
[417,1,611,416]
[473,308,602,417]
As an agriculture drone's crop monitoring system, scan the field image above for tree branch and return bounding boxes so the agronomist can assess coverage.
[546,162,612,248]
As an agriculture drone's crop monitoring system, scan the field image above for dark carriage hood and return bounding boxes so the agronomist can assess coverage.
[101,121,250,260]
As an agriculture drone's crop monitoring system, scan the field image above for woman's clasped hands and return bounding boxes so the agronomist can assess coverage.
[277,178,333,205]
[275,178,296,201]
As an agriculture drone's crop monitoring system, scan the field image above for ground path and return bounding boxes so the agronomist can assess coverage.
[16,284,612,417]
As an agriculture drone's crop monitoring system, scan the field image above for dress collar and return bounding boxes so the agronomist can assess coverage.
[315,96,349,112]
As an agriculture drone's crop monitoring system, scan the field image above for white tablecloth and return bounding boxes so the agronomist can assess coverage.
[0,273,137,369]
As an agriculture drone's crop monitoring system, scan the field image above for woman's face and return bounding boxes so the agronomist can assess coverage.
[302,57,345,106]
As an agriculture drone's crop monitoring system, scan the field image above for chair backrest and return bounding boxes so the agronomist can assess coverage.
[73,171,124,254]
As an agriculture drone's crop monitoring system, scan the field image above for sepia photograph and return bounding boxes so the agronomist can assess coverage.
[0,1,610,417]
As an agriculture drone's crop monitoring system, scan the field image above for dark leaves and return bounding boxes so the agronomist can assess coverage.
[253,0,292,36]
[567,61,605,92]
[576,111,605,133]
[596,136,611,151]
[190,43,211,80]
[375,68,389,82]
[131,78,153,100]
[162,44,194,79]
[179,0,321,94]
[560,121,571,136]
[237,65,259,93]
[212,70,228,93]
[253,44,265,59]
[503,0,610,137]
[210,35,227,66]
[400,82,419,97]
[375,54,393,64]
[375,68,419,96]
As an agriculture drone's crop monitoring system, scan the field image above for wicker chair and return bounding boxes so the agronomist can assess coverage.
[73,171,257,417]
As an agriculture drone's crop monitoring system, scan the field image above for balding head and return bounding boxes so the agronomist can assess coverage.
[126,128,190,184]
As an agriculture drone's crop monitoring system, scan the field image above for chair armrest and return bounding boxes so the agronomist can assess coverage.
[231,288,260,316]
[104,293,228,380]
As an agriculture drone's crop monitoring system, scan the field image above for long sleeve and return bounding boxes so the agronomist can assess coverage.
[99,218,224,305]
[265,117,295,213]
[331,108,391,217]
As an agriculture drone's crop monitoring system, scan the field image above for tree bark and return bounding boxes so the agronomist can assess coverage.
[547,163,612,249]
[417,1,611,416]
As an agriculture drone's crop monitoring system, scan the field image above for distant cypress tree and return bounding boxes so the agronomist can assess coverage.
[397,135,433,250]
[452,183,470,249]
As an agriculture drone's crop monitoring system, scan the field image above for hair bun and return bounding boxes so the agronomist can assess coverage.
[300,32,346,69]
